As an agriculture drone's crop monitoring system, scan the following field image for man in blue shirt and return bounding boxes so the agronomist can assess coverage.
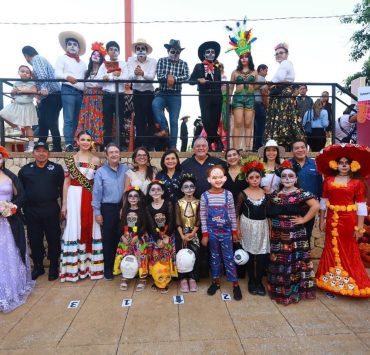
[290,140,322,248]
[92,143,129,279]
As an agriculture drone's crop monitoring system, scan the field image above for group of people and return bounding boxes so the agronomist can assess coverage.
[0,20,342,154]
[1,132,369,313]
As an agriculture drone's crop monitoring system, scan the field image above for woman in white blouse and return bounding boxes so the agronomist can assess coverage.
[263,42,305,151]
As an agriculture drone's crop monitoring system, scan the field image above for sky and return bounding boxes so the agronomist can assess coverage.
[0,0,364,132]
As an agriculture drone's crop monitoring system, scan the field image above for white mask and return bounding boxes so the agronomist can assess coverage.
[204,48,215,61]
[135,45,147,60]
[66,40,80,55]
[168,48,181,61]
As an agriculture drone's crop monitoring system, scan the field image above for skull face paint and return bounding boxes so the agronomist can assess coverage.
[204,48,215,61]
[151,262,171,289]
[135,45,147,60]
[168,48,181,61]
[127,211,138,228]
[66,39,80,55]
[91,50,102,63]
[154,213,166,228]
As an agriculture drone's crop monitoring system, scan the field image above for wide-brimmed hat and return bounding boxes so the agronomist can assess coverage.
[316,143,370,177]
[258,139,285,158]
[131,38,153,55]
[59,31,86,55]
[164,39,184,51]
[198,41,221,61]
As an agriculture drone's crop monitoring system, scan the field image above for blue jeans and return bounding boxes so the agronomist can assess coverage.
[152,92,181,148]
[253,101,266,151]
[61,84,83,145]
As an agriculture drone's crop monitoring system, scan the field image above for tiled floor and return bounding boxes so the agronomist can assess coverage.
[0,274,369,355]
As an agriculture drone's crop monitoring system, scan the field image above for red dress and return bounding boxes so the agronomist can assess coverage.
[316,176,370,297]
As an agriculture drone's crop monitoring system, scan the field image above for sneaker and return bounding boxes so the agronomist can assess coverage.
[256,283,266,296]
[233,285,242,301]
[207,282,220,296]
[189,279,198,292]
[180,279,189,293]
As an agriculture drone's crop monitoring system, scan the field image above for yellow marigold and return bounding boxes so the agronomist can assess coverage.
[326,201,330,207]
[329,160,338,170]
[350,160,361,172]
[335,257,341,264]
[334,206,340,212]
[331,223,338,227]
[340,205,347,212]
[132,226,138,233]
[360,289,366,296]
[332,247,339,254]
[348,290,354,296]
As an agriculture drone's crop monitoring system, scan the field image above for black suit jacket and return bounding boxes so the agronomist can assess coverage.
[189,63,222,93]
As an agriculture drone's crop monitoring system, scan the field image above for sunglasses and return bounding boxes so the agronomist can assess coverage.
[169,49,181,55]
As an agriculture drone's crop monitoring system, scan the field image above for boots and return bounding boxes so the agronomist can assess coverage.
[48,259,59,281]
[32,261,45,280]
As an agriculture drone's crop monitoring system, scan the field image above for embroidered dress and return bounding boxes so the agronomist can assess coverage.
[75,76,104,145]
[113,207,149,278]
[268,189,316,305]
[316,177,370,297]
[0,180,34,313]
[60,156,104,282]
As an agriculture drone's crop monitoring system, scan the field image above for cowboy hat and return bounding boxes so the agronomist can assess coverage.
[197,41,221,61]
[258,139,285,158]
[59,31,86,55]
[164,39,184,51]
[132,38,153,55]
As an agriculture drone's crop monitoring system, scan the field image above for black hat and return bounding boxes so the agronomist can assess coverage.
[164,39,185,51]
[197,41,221,61]
[106,41,120,52]
[33,141,49,151]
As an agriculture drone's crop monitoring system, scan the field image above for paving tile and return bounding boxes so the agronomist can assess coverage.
[297,334,369,354]
[221,282,296,339]
[51,278,96,289]
[0,287,90,349]
[0,287,48,341]
[118,339,244,355]
[317,291,370,333]
[276,297,352,336]
[241,336,303,354]
[57,344,117,355]
[120,281,180,344]
[59,284,130,347]
[0,348,57,355]
[356,333,370,349]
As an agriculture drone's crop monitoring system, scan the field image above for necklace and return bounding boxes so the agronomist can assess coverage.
[75,154,93,177]
[282,187,297,193]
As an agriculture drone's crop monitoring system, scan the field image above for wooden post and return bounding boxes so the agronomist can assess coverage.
[124,0,133,60]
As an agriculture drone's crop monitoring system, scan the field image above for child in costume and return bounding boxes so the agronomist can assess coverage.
[200,165,242,300]
[113,186,149,291]
[146,180,177,293]
[0,65,38,152]
[236,158,270,296]
[176,173,200,292]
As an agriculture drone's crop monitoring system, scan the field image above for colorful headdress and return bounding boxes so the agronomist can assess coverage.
[239,156,265,180]
[91,42,107,57]
[225,17,257,57]
[316,144,370,178]
[276,159,300,177]
[179,173,197,187]
[0,146,10,159]
[127,186,140,192]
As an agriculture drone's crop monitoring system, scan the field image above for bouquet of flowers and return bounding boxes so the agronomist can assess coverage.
[0,201,17,217]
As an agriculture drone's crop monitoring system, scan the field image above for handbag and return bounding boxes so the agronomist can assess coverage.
[304,110,313,134]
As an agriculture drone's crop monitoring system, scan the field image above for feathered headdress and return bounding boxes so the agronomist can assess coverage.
[91,41,107,57]
[225,17,257,57]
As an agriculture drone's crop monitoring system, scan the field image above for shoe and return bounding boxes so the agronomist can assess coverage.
[154,130,169,137]
[180,279,189,293]
[256,283,266,296]
[65,144,75,152]
[233,285,243,301]
[104,270,114,281]
[189,279,198,292]
[48,260,59,281]
[248,282,257,295]
[207,282,220,296]
[32,264,45,280]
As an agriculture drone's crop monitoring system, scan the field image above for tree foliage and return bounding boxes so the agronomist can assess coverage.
[341,0,370,62]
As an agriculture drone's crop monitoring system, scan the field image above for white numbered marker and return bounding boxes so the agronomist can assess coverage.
[121,299,133,307]
[173,295,185,304]
[221,293,231,301]
[68,300,80,309]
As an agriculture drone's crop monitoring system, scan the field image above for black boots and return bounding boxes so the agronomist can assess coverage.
[48,259,59,281]
[31,262,45,280]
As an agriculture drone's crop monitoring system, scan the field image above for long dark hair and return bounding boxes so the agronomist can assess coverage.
[131,147,155,180]
[121,188,146,236]
[236,53,255,71]
[160,149,181,173]
[263,147,281,164]
[85,50,104,79]
[146,180,168,204]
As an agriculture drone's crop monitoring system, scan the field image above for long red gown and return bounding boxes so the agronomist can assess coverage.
[316,176,370,297]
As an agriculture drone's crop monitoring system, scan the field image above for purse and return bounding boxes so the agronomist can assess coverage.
[304,110,313,134]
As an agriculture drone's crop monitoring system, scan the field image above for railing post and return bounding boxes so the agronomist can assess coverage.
[331,83,336,145]
[115,81,120,148]
[0,81,4,147]
[225,83,230,150]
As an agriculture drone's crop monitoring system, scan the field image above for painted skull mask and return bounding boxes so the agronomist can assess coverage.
[66,39,80,55]
[127,211,138,228]
[151,262,171,289]
[135,45,147,60]
[204,48,215,61]
[154,213,166,228]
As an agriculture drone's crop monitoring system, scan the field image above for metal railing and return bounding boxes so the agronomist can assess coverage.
[0,78,357,151]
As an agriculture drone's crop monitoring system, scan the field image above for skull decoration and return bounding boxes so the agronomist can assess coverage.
[151,261,171,289]
[338,282,345,289]
[336,275,341,282]
[331,280,336,287]
[154,213,166,229]
[323,276,329,283]
[335,268,342,275]
[127,211,138,228]
[329,273,334,279]
[343,277,349,284]
[348,284,355,290]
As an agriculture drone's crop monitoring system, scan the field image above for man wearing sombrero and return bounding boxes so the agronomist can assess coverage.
[315,143,370,298]
[189,41,223,151]
[55,31,87,152]
[152,39,189,150]
[127,39,156,149]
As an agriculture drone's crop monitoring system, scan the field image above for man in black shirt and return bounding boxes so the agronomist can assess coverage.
[18,142,64,281]
[180,115,189,152]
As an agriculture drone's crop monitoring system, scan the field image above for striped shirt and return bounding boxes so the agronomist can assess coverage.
[200,189,237,238]
[156,57,189,92]
[30,55,61,93]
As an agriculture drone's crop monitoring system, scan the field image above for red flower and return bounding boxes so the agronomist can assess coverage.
[252,160,258,168]
[281,160,292,169]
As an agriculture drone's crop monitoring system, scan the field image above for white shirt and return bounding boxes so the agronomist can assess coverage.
[96,60,129,93]
[271,59,295,83]
[54,55,87,91]
[335,114,354,143]
[127,56,157,92]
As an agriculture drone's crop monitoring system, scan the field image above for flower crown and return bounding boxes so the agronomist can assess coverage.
[150,179,164,185]
[127,186,140,192]
[239,156,265,180]
[329,160,361,172]
[275,159,300,177]
[91,41,107,57]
